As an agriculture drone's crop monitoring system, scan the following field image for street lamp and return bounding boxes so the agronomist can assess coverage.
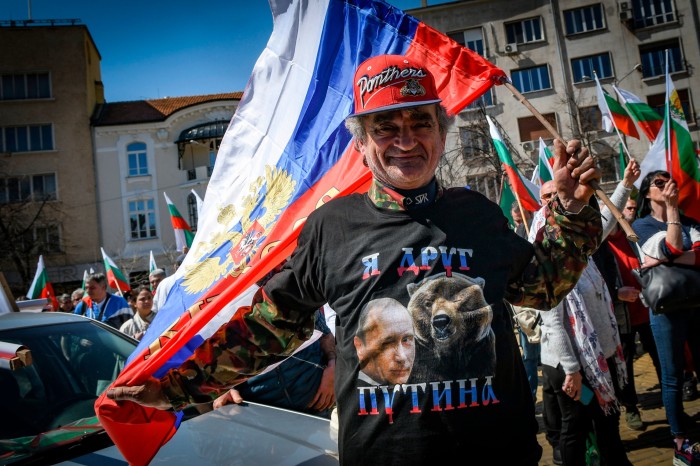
[615,63,642,85]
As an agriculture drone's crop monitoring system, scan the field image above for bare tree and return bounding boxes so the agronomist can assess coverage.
[437,105,535,203]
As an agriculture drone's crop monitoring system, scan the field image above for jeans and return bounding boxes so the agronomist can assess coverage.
[520,328,541,401]
[649,309,700,437]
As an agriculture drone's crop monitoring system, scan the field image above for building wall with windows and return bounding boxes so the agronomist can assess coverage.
[0,23,104,291]
[408,0,700,199]
[92,94,241,284]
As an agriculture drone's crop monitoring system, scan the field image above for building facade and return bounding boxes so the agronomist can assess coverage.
[0,21,104,296]
[91,94,242,284]
[407,0,699,200]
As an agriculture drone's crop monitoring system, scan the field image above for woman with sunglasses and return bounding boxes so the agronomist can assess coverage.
[633,170,700,464]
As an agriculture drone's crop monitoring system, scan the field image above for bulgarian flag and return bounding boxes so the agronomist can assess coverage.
[636,63,700,222]
[487,115,541,212]
[27,255,59,311]
[163,192,194,252]
[498,177,517,228]
[100,247,131,294]
[537,137,555,184]
[595,74,639,139]
[613,85,663,143]
[663,68,700,222]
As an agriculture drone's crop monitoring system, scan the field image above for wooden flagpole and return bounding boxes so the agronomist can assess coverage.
[502,80,638,242]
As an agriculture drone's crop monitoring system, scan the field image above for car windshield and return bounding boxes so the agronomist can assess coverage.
[0,320,136,461]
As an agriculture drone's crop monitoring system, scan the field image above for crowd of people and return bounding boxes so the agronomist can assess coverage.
[31,54,698,465]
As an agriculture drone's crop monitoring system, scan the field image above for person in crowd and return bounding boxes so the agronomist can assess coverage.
[538,173,634,466]
[74,272,133,329]
[149,268,166,293]
[510,200,540,402]
[71,288,86,306]
[633,170,700,464]
[353,297,415,386]
[107,54,602,465]
[603,192,662,432]
[152,255,185,312]
[120,285,156,341]
[58,293,74,312]
[213,308,336,417]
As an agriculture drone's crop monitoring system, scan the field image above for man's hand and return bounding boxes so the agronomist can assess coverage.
[307,362,335,412]
[213,388,245,409]
[106,378,172,410]
[551,139,601,212]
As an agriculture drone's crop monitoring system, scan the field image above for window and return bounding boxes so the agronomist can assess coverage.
[511,66,551,93]
[517,113,558,142]
[632,0,675,29]
[459,127,490,158]
[564,4,605,35]
[571,53,613,83]
[127,142,148,176]
[34,225,61,253]
[640,40,684,78]
[128,198,157,239]
[187,193,199,233]
[1,124,54,153]
[448,28,494,110]
[0,173,57,203]
[448,28,485,56]
[579,106,603,132]
[0,72,51,100]
[648,89,694,125]
[505,17,544,44]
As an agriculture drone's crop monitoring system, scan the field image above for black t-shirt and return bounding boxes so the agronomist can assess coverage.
[265,188,541,465]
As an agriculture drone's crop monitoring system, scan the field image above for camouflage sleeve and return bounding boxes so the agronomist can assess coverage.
[160,288,316,410]
[506,196,602,310]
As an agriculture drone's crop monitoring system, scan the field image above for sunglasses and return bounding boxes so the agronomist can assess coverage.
[651,179,669,188]
[541,192,556,200]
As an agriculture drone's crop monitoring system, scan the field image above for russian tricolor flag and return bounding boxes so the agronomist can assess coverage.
[96,1,505,464]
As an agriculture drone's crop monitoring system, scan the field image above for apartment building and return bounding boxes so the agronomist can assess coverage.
[91,93,241,283]
[407,0,700,200]
[0,21,104,295]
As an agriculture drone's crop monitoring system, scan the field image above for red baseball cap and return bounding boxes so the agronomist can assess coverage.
[349,54,441,117]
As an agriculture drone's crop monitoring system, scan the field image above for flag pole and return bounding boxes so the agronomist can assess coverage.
[501,78,639,242]
[500,173,530,237]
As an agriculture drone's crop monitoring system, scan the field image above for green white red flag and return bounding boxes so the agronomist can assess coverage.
[613,85,663,143]
[27,255,59,310]
[100,247,131,293]
[163,192,194,252]
[595,74,639,139]
[537,137,555,185]
[487,115,541,212]
[636,65,700,222]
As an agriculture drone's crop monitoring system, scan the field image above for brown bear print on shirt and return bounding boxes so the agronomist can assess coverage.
[406,272,496,382]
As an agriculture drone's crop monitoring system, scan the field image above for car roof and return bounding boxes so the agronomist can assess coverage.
[0,311,92,331]
[66,401,339,465]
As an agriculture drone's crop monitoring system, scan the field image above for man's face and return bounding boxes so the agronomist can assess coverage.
[511,207,523,224]
[623,199,637,222]
[85,279,107,302]
[59,297,73,311]
[149,275,163,291]
[355,303,415,385]
[540,181,556,204]
[358,105,445,190]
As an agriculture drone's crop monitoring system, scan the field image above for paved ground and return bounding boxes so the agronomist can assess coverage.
[535,351,700,465]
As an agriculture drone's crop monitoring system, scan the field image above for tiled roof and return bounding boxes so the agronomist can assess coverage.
[92,92,243,126]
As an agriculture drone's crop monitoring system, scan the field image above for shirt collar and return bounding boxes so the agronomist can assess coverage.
[367,178,443,211]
